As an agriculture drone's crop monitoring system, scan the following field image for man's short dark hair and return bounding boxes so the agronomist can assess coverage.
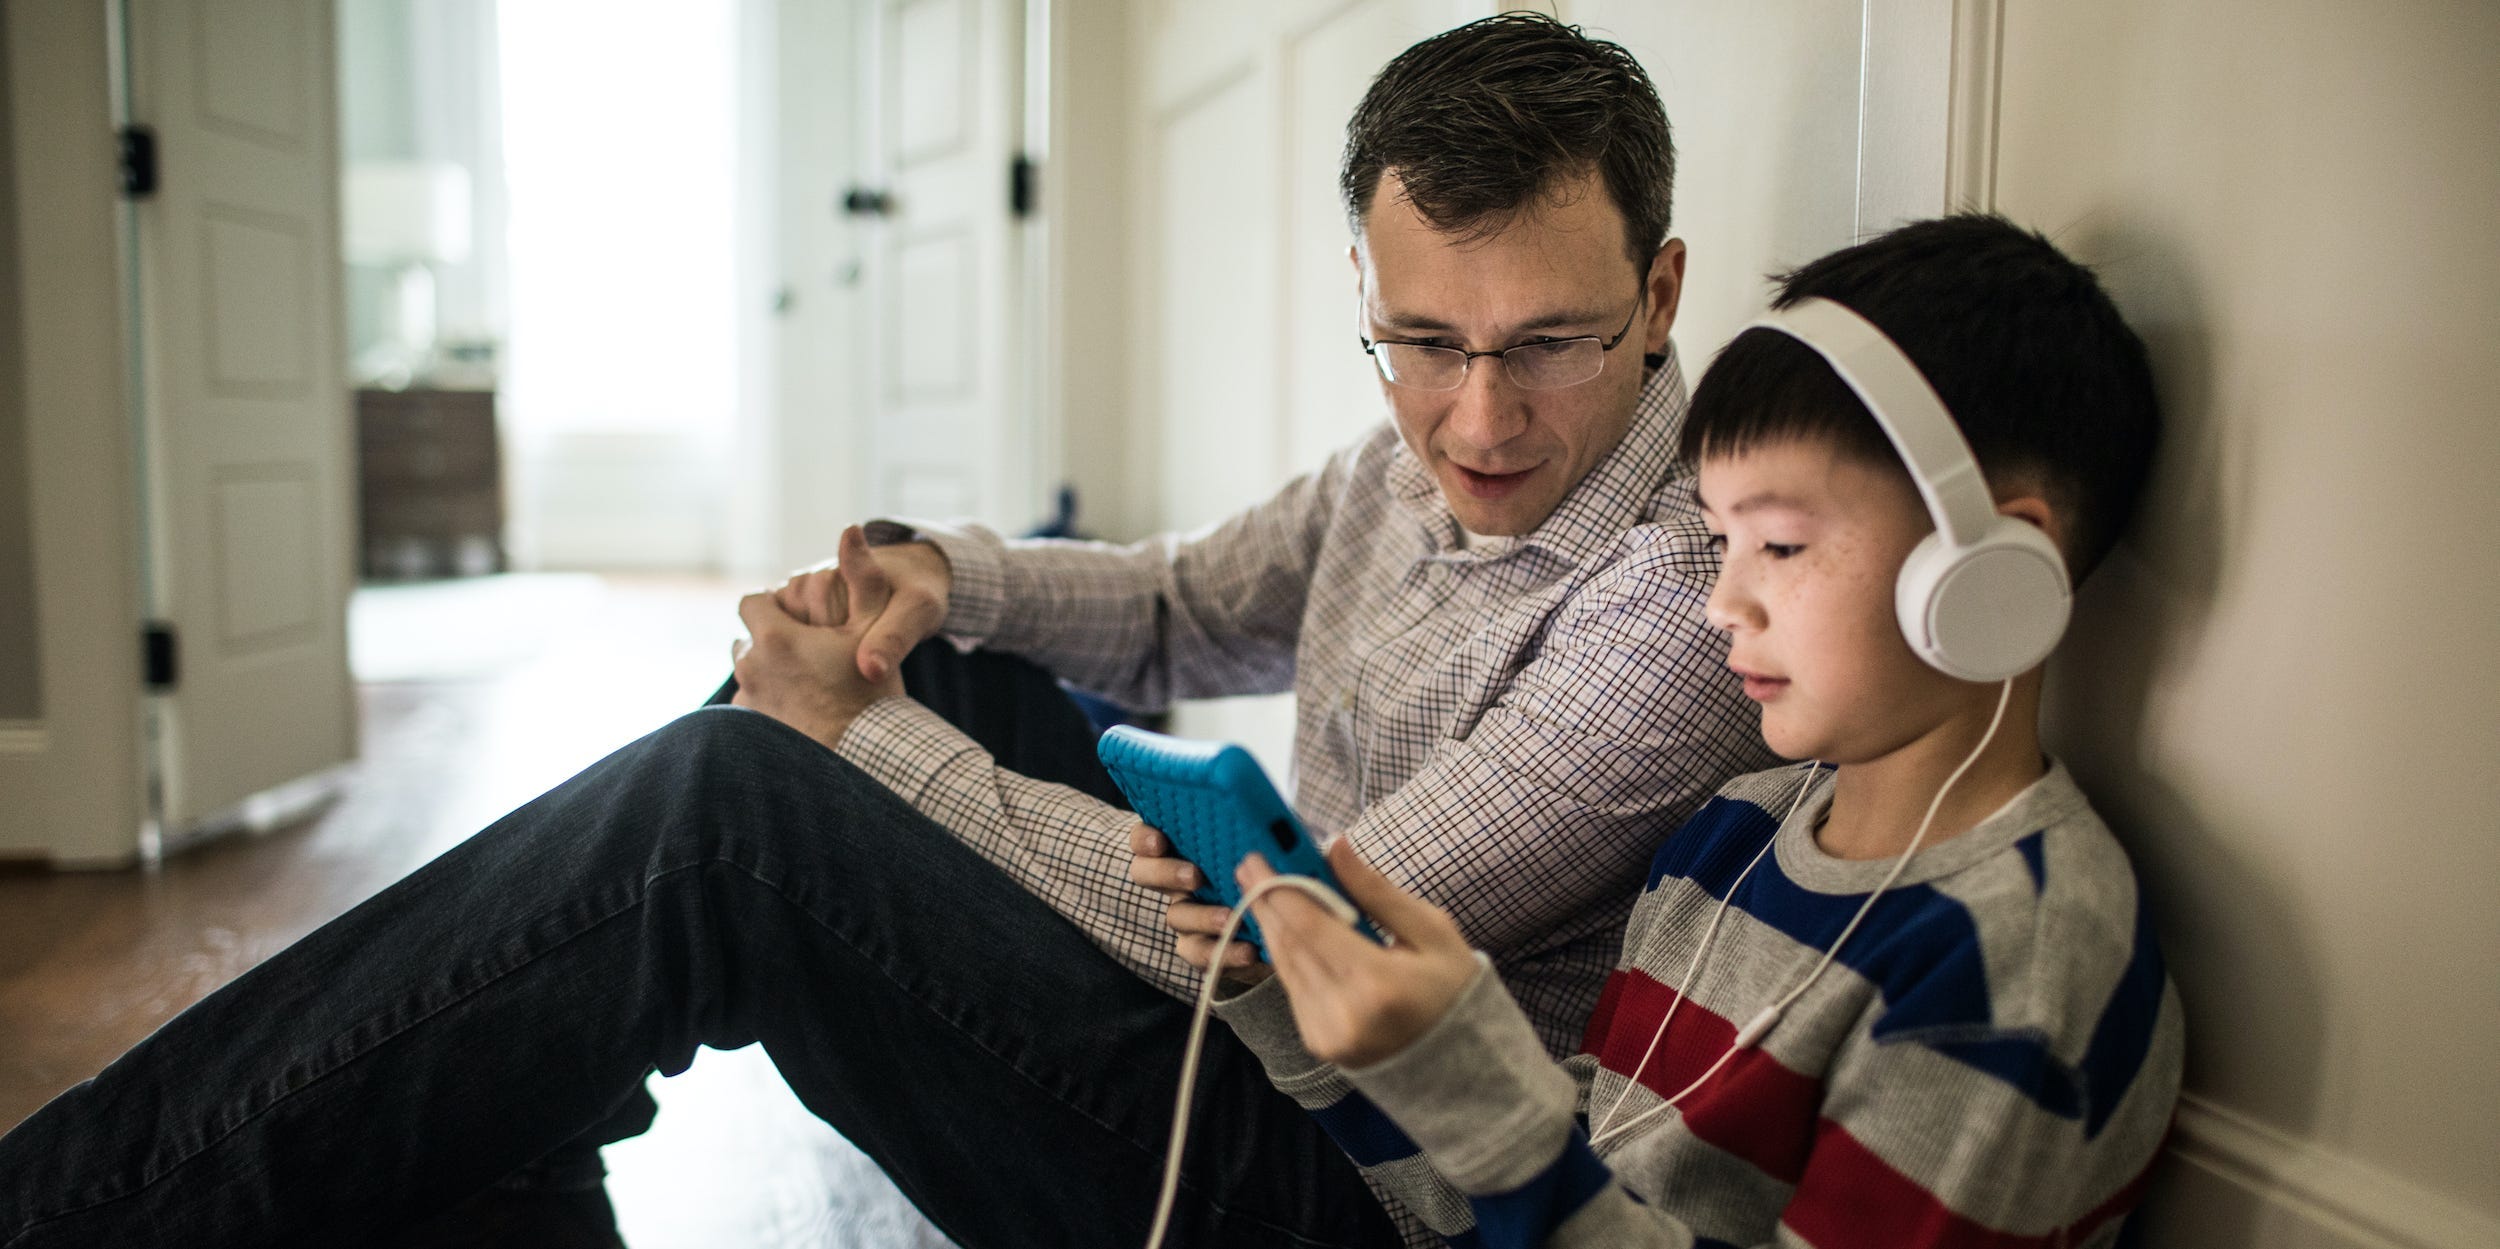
[1677,214,2162,579]
[1342,12,1675,265]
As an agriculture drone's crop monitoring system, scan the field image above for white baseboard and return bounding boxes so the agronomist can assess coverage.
[2152,1093,2500,1249]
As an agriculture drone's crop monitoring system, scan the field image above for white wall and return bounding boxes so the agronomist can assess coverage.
[1033,0,1136,544]
[1568,2,1862,367]
[1120,0,1490,770]
[2000,2,2500,1243]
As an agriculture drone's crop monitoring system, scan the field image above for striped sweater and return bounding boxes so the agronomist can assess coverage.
[1215,761,2184,1247]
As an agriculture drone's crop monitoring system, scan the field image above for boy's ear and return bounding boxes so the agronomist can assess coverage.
[1994,492,2069,562]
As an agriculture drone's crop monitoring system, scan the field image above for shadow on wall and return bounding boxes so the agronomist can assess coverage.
[2037,217,2328,1232]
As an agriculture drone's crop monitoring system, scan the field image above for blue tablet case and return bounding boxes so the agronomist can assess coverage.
[1096,725,1378,955]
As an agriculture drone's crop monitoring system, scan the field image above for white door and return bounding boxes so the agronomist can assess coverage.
[125,0,357,831]
[858,0,1032,530]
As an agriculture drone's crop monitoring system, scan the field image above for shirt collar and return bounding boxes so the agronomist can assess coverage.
[1387,343,1691,564]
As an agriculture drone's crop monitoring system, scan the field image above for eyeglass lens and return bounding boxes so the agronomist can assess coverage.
[1376,339,1605,392]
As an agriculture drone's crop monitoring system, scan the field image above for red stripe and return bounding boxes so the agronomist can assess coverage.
[1782,1119,2161,1247]
[1584,969,1822,1184]
[1580,970,1628,1051]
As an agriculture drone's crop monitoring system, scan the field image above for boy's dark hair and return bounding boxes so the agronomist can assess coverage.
[1678,215,2162,579]
[1342,12,1674,265]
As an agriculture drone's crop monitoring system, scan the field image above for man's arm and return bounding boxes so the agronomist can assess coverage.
[877,430,1375,711]
[808,436,1383,992]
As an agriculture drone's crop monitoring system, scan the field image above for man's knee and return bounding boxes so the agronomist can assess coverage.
[620,707,924,846]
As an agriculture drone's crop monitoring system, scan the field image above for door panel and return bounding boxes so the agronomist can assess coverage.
[128,0,356,830]
[864,0,1028,530]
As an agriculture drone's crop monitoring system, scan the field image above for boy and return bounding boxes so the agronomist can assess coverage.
[1134,214,2184,1245]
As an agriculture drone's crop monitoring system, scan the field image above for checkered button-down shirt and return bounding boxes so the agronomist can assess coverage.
[835,352,1775,1057]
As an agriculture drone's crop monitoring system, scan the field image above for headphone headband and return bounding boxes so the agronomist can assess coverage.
[1744,298,1997,550]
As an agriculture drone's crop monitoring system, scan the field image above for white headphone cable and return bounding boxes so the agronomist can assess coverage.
[1591,678,2015,1150]
[1143,872,1360,1249]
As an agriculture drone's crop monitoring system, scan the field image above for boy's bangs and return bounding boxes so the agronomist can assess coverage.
[1678,328,1898,470]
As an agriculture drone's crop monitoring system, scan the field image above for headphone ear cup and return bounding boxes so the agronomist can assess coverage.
[1894,520,2072,682]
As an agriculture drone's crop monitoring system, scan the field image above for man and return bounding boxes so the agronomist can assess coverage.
[0,14,1767,1248]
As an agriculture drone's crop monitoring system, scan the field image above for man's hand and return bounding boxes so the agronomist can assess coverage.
[731,588,905,750]
[772,525,952,683]
[1243,839,1479,1068]
[1129,824,1272,987]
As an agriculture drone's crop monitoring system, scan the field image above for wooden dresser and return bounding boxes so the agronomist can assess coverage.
[355,387,506,579]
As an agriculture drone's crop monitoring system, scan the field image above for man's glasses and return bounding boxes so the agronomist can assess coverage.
[1358,285,1646,392]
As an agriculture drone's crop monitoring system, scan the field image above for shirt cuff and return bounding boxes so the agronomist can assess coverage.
[830,694,979,808]
[865,517,1008,646]
[1342,954,1581,1195]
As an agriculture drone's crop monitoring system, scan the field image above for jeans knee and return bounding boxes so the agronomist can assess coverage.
[619,707,892,848]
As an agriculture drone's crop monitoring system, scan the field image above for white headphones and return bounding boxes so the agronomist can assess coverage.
[1744,297,2071,682]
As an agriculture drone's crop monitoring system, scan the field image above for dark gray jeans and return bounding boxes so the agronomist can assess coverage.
[0,648,1397,1248]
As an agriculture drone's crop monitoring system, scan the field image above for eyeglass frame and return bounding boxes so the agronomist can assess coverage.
[1356,283,1650,392]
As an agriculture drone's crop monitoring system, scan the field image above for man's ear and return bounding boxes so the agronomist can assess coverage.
[1644,239,1687,354]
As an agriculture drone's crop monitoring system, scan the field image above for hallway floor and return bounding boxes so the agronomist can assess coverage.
[0,574,954,1248]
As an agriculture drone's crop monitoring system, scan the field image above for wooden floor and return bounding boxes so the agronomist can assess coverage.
[0,574,955,1248]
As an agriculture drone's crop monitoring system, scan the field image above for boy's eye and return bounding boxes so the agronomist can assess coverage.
[1764,543,1803,559]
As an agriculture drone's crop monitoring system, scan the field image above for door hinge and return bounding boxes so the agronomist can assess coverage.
[1009,152,1037,219]
[143,622,178,690]
[119,126,159,199]
[840,186,893,218]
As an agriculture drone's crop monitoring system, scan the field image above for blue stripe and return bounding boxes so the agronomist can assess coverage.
[2017,829,2048,894]
[1924,1033,2086,1119]
[1306,1090,1420,1169]
[1439,1230,1486,1249]
[1651,797,1984,992]
[1465,1125,1613,1248]
[1645,791,1790,892]
[2078,885,2170,1137]
[1645,793,2169,1130]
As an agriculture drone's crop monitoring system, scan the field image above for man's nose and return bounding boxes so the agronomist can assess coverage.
[1443,359,1528,450]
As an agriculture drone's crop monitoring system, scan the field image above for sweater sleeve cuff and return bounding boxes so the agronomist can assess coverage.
[1210,975,1330,1084]
[1343,955,1581,1194]
[866,517,1007,646]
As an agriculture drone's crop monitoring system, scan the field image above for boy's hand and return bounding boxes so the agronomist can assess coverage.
[1128,825,1270,987]
[1243,839,1477,1069]
[771,525,951,683]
